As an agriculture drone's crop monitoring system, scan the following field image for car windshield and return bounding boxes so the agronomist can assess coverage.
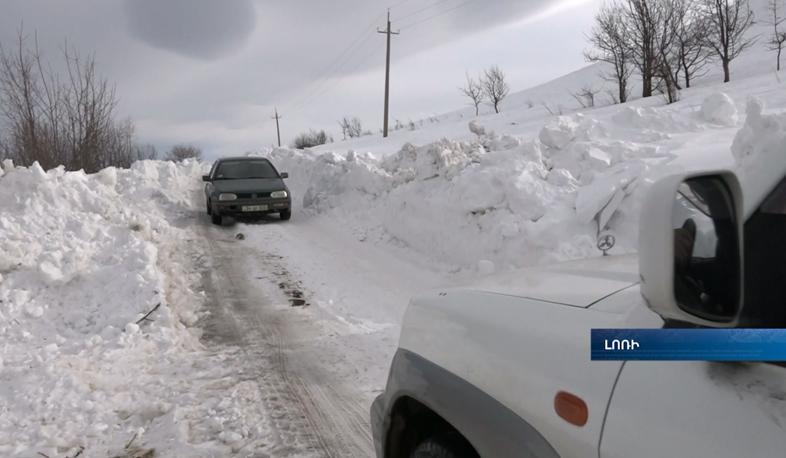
[214,160,278,180]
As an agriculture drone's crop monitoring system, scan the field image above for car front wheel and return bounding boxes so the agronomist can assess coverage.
[211,211,222,225]
[280,209,291,221]
[410,435,479,458]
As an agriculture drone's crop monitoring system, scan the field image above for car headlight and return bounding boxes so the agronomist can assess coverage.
[218,193,237,201]
[271,190,288,198]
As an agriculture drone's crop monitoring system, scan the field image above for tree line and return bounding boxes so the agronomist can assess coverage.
[584,0,764,105]
[0,26,203,173]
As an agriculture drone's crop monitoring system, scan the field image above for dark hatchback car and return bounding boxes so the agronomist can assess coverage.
[203,156,292,225]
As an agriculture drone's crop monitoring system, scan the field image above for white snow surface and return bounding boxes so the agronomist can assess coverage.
[254,88,765,273]
[4,3,786,454]
[0,159,255,457]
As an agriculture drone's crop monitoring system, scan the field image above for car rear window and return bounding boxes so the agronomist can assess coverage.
[215,160,278,179]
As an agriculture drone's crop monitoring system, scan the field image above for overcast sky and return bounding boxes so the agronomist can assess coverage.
[0,0,604,160]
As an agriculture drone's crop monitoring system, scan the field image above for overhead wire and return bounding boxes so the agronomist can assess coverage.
[388,0,417,9]
[392,0,453,22]
[286,41,386,116]
[263,0,480,137]
[397,0,479,31]
[277,10,386,112]
[281,29,379,113]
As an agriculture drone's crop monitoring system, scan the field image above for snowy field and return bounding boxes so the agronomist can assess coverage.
[2,5,786,457]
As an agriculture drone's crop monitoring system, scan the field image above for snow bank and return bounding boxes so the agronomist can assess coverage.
[0,159,242,457]
[260,108,700,272]
[261,90,750,273]
[730,97,786,209]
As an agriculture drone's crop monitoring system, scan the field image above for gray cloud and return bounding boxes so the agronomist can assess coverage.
[1,0,602,160]
[122,0,256,60]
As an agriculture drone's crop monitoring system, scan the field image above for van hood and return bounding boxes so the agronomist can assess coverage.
[458,254,640,308]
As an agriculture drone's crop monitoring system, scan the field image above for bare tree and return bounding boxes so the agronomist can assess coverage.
[165,143,203,162]
[672,0,713,88]
[338,116,366,139]
[542,102,565,116]
[584,2,634,104]
[481,65,510,114]
[459,71,485,115]
[132,143,158,162]
[0,24,147,172]
[620,0,665,98]
[700,0,758,82]
[570,84,603,108]
[291,129,333,149]
[653,0,683,104]
[765,0,786,70]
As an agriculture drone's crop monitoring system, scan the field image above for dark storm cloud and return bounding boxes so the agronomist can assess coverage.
[122,0,256,60]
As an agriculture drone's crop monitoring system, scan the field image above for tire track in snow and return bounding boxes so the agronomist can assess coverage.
[200,232,326,457]
[228,232,374,458]
[195,205,373,457]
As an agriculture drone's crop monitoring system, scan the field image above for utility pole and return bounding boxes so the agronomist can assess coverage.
[271,108,282,147]
[378,10,399,138]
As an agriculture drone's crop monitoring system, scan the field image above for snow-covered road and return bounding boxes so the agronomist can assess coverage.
[194,191,452,458]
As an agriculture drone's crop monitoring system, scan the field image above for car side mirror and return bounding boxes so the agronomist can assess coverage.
[638,170,744,327]
[202,175,211,182]
[280,172,289,179]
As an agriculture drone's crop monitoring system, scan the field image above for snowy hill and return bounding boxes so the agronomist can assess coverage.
[249,0,786,273]
[307,0,780,158]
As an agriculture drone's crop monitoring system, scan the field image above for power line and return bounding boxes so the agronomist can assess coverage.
[277,11,386,111]
[388,0,417,9]
[392,0,453,22]
[261,0,479,140]
[281,29,379,112]
[286,41,386,116]
[398,0,479,31]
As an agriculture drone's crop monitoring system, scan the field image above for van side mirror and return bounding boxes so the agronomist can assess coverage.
[202,175,211,182]
[280,172,289,179]
[638,171,744,327]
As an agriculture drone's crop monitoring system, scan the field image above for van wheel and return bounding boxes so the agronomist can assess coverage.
[410,434,479,458]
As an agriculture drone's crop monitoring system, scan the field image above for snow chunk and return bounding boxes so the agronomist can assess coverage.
[730,97,784,164]
[539,116,580,150]
[700,93,738,127]
[469,120,486,136]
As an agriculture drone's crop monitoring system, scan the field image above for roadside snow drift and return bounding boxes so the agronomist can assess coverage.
[257,94,741,272]
[0,160,246,457]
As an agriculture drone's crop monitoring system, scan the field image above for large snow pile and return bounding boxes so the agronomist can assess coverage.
[730,97,786,207]
[256,98,730,272]
[0,160,245,457]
